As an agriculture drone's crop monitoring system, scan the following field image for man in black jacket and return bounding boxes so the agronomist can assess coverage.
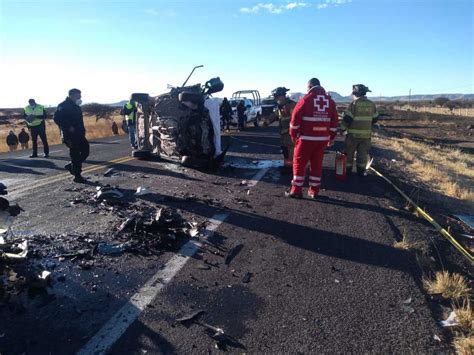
[53,88,90,183]
[18,128,30,149]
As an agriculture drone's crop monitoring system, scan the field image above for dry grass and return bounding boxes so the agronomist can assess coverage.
[452,300,474,332]
[0,115,125,153]
[423,271,471,300]
[373,134,474,213]
[454,334,474,355]
[393,232,423,251]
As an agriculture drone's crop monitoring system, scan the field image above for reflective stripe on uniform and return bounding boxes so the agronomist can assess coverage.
[24,105,45,127]
[292,181,304,187]
[293,175,305,180]
[309,176,321,181]
[313,127,328,131]
[302,116,331,122]
[309,182,321,187]
[290,124,300,129]
[299,135,329,141]
[353,116,373,122]
[347,129,371,135]
[329,128,337,132]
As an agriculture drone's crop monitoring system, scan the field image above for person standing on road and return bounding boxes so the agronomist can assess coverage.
[53,88,90,183]
[23,99,49,158]
[121,98,138,149]
[111,121,119,135]
[220,97,232,132]
[264,87,296,170]
[341,84,379,177]
[236,100,246,131]
[287,78,339,199]
[6,131,19,151]
[18,128,30,149]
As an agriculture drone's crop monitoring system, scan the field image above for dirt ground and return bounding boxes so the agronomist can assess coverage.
[378,109,474,153]
[370,108,474,267]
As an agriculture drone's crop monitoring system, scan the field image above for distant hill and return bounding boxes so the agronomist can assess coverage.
[108,100,127,107]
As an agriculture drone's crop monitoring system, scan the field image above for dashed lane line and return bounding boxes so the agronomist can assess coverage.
[78,167,271,355]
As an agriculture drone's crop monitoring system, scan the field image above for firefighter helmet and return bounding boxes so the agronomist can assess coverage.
[271,87,290,98]
[352,84,371,97]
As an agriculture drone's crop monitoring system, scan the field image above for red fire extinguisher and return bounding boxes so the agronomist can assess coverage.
[335,152,347,182]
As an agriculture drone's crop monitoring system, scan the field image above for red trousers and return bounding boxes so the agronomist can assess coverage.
[291,139,327,194]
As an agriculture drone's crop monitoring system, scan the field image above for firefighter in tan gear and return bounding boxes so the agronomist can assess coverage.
[264,87,296,169]
[341,84,379,176]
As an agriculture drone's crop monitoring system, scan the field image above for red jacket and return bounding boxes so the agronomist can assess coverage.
[289,86,339,142]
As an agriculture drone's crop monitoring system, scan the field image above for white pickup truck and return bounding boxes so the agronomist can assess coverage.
[229,90,262,127]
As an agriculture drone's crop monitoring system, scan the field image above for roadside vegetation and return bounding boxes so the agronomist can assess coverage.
[0,105,124,153]
[373,133,473,213]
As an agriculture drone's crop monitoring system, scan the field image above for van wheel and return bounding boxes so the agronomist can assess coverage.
[132,150,152,159]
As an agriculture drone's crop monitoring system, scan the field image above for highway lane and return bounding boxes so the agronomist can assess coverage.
[0,127,446,353]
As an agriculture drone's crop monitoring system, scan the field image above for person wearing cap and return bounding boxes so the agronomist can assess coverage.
[264,87,297,169]
[53,88,90,183]
[23,99,49,158]
[341,84,379,176]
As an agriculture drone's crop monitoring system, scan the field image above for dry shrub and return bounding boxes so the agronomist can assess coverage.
[454,334,474,355]
[423,271,471,300]
[373,134,474,212]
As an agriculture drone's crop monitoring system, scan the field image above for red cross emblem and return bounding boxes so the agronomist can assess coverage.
[314,95,329,112]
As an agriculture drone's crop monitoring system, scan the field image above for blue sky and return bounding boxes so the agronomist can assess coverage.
[0,0,472,107]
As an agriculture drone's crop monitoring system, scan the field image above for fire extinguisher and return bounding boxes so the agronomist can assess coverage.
[335,152,347,182]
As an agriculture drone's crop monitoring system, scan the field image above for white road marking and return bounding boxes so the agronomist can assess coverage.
[78,167,270,355]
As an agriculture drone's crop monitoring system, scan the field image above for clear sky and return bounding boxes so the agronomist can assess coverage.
[0,0,473,107]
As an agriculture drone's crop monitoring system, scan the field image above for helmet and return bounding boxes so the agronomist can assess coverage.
[271,87,290,98]
[352,84,371,97]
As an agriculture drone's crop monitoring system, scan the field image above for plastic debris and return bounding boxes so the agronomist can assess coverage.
[95,186,124,202]
[135,187,150,196]
[440,311,459,327]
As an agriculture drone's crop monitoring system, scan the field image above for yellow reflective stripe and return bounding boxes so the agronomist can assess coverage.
[347,129,371,134]
[353,116,373,122]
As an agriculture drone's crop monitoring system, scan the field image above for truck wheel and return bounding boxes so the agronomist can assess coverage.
[254,114,260,127]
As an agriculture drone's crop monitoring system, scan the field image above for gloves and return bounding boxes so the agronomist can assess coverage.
[342,114,353,126]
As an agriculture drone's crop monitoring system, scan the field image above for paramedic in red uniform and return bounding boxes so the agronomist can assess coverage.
[286,78,339,199]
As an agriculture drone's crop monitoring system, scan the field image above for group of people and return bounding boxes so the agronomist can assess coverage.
[6,128,30,151]
[219,98,246,132]
[230,78,378,199]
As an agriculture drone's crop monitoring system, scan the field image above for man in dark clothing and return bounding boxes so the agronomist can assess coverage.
[18,128,30,149]
[23,98,49,158]
[6,131,19,151]
[111,121,119,135]
[53,88,90,183]
[236,100,246,131]
[220,97,232,132]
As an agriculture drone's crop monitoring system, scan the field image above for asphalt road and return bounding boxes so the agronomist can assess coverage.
[0,126,446,354]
